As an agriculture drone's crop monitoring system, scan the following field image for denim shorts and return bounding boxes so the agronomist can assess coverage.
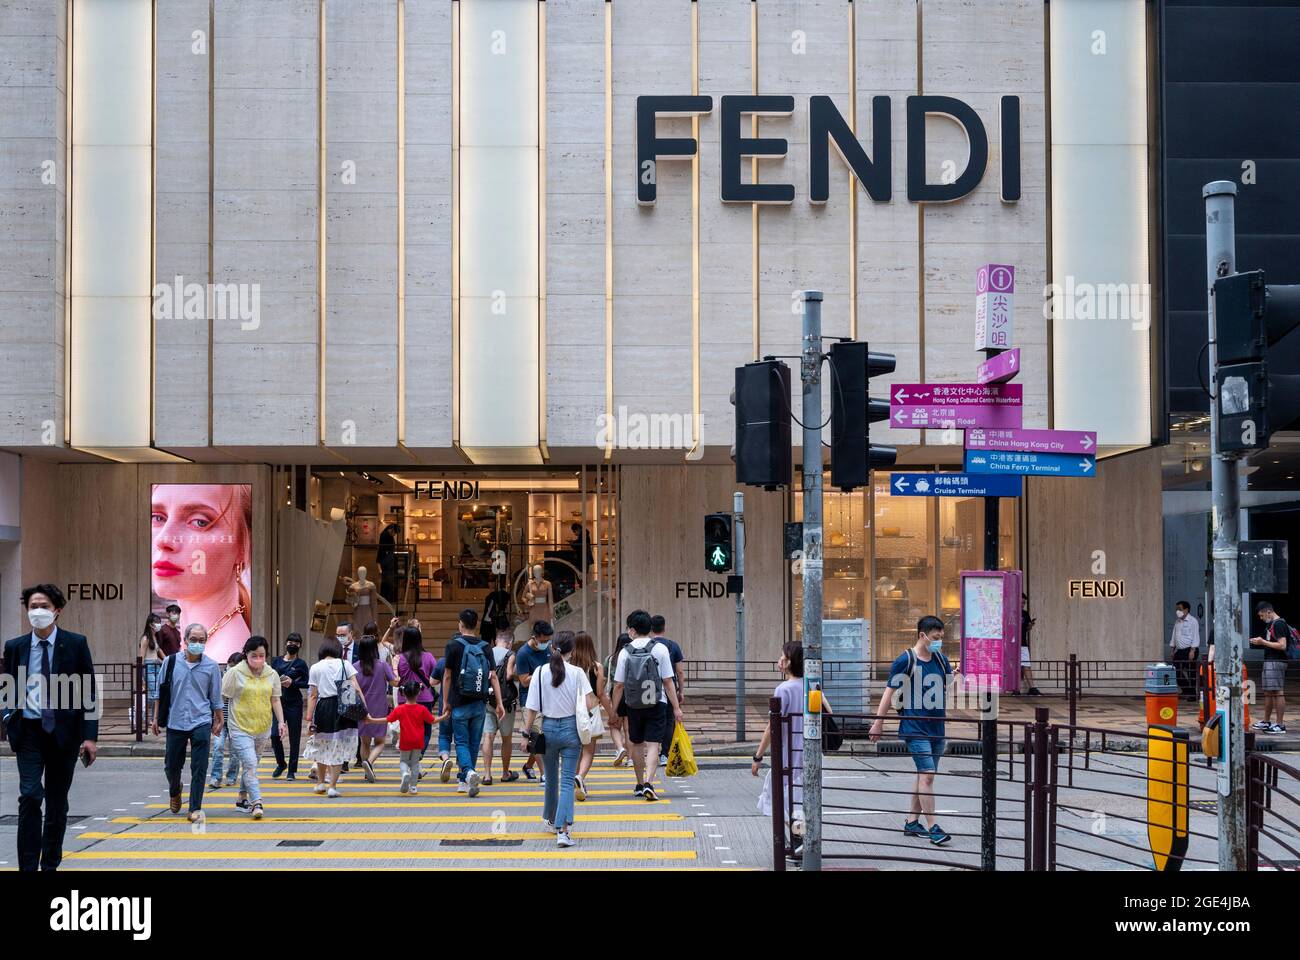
[906,737,946,773]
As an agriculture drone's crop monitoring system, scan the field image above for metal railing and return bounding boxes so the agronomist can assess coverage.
[1247,748,1300,871]
[765,701,1263,872]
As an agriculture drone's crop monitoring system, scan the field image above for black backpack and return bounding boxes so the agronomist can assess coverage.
[496,650,518,712]
[155,654,179,728]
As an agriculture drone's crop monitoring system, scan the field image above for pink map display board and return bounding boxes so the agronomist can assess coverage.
[959,569,1023,694]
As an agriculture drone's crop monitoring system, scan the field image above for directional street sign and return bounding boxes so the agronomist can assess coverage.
[889,473,1024,498]
[890,383,1022,406]
[890,382,1023,429]
[891,405,1023,429]
[965,427,1097,455]
[964,449,1096,477]
[976,348,1021,384]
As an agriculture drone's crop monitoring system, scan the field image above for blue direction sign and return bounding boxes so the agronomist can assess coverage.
[889,473,1023,497]
[964,449,1096,477]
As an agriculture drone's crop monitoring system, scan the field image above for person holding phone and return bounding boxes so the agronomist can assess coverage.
[2,584,100,872]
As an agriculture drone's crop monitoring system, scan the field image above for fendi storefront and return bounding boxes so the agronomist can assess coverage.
[0,0,1164,669]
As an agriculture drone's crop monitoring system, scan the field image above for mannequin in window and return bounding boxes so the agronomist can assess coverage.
[342,566,393,630]
[523,564,554,627]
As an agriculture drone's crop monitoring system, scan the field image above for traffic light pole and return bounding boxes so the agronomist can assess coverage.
[734,491,746,742]
[1205,180,1247,870]
[800,290,824,872]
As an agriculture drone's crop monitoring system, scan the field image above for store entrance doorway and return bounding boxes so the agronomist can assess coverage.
[312,466,620,651]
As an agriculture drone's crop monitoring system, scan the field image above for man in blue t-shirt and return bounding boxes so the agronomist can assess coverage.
[869,615,953,846]
[512,620,554,780]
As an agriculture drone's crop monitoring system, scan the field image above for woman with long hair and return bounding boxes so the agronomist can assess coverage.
[150,483,253,663]
[570,631,614,801]
[522,630,597,848]
[354,635,397,782]
[137,611,166,723]
[394,625,439,762]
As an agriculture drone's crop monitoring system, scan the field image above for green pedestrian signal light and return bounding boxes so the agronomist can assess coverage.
[705,512,733,573]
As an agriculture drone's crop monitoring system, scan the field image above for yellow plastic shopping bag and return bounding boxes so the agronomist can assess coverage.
[667,722,698,777]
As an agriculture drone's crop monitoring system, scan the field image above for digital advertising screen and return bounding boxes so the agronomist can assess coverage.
[150,483,253,664]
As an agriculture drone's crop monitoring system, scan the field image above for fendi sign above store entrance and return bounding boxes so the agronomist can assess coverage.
[637,94,1021,205]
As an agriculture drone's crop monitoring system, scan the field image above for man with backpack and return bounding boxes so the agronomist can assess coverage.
[868,615,954,846]
[436,609,505,796]
[1250,601,1294,734]
[479,615,520,783]
[611,609,682,801]
[152,623,224,824]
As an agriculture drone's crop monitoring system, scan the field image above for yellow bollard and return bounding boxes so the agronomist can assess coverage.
[1146,725,1189,872]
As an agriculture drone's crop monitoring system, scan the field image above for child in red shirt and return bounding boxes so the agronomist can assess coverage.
[368,681,436,795]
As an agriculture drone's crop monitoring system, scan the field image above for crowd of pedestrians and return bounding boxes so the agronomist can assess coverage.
[135,607,693,848]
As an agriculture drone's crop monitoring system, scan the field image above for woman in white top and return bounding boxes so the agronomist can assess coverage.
[523,630,596,848]
[303,634,366,797]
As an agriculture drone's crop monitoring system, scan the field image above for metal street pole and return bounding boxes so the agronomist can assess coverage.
[981,489,1000,870]
[734,490,746,741]
[1204,180,1246,871]
[800,290,824,871]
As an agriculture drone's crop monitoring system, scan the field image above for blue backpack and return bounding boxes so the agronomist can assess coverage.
[456,636,492,700]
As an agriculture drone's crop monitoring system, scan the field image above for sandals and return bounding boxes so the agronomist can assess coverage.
[481,776,493,786]
[502,770,520,783]
[523,766,537,781]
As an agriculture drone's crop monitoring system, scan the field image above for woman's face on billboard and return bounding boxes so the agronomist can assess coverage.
[151,484,246,602]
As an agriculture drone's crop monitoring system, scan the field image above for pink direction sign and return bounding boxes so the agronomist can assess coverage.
[965,427,1096,455]
[976,348,1020,384]
[889,382,1023,429]
[890,383,1022,406]
[891,405,1023,429]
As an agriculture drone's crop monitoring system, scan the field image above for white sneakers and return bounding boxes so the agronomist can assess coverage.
[399,771,412,794]
[574,775,587,802]
[327,787,341,798]
[467,769,482,798]
[440,756,453,783]
[612,748,628,767]
[556,830,575,848]
[314,783,328,795]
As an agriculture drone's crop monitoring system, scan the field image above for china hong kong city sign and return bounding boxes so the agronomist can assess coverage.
[636,94,1021,205]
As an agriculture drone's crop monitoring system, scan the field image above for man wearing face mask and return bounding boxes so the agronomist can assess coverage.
[154,623,223,823]
[271,632,310,779]
[868,615,954,847]
[158,603,183,657]
[1,584,99,871]
[1170,601,1200,702]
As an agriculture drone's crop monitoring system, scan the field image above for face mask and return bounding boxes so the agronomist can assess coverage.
[928,639,943,653]
[187,641,206,656]
[169,614,180,623]
[1177,611,1186,619]
[286,644,301,654]
[27,608,55,630]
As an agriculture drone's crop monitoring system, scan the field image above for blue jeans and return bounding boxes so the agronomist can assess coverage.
[209,724,243,783]
[451,701,487,782]
[906,736,946,774]
[542,716,581,831]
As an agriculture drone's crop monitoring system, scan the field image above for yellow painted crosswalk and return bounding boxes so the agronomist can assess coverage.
[59,753,731,869]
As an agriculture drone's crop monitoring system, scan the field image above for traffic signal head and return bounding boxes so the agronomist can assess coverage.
[1213,271,1300,451]
[829,341,898,491]
[732,360,793,489]
[704,512,734,573]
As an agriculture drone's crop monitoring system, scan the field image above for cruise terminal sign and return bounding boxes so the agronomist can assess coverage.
[637,94,1021,205]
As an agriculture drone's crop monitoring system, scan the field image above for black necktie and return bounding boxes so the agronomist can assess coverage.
[39,640,55,733]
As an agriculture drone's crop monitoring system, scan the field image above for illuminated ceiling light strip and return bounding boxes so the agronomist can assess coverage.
[604,0,613,461]
[69,0,153,452]
[538,0,548,464]
[848,0,857,341]
[687,0,701,463]
[750,0,759,360]
[63,0,72,446]
[397,0,407,447]
[318,0,328,447]
[451,0,461,454]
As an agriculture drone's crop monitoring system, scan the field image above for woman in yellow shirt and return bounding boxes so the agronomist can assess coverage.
[220,635,287,820]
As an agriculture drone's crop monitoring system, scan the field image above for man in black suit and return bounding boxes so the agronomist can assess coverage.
[1,583,98,871]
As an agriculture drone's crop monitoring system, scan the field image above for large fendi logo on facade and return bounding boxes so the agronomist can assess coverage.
[636,94,1021,205]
